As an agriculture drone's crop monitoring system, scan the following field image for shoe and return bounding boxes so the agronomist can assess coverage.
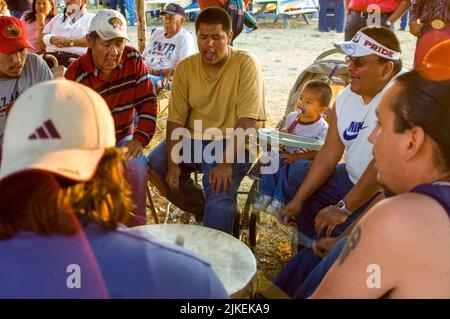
[266,199,285,215]
[253,194,272,211]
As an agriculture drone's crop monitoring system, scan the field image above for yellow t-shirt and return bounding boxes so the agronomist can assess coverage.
[168,46,266,140]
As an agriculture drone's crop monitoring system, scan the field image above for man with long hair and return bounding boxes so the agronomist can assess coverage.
[0,79,227,298]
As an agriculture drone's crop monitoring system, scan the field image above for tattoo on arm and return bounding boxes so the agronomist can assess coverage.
[337,225,361,265]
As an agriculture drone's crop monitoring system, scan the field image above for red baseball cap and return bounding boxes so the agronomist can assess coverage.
[0,16,34,54]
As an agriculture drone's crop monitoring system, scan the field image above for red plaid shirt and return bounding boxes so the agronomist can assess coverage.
[65,46,157,146]
[410,0,450,24]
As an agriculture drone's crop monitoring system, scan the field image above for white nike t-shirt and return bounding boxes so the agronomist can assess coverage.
[335,81,392,184]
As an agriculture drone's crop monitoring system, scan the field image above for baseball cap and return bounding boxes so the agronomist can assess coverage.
[0,79,116,183]
[418,39,450,81]
[88,9,130,41]
[334,31,401,60]
[161,3,185,16]
[0,16,34,54]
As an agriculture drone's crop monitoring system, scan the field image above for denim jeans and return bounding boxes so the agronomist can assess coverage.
[117,135,149,226]
[284,163,377,238]
[273,237,347,298]
[148,139,251,234]
[125,0,136,24]
[259,153,311,204]
[148,74,165,93]
[110,0,126,20]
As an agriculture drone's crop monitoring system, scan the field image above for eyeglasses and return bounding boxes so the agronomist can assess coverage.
[345,56,381,68]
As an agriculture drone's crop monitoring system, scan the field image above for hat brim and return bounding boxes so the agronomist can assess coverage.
[96,29,130,42]
[161,10,183,16]
[0,148,106,183]
[334,42,373,57]
[0,39,34,54]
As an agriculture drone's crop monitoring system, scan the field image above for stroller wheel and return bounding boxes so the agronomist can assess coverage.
[249,209,260,248]
[233,208,243,240]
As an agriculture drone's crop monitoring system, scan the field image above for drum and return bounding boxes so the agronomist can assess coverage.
[132,224,257,298]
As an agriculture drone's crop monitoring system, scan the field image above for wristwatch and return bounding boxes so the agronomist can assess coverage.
[383,20,392,28]
[337,200,352,217]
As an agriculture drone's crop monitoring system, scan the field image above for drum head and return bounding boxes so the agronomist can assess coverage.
[132,224,257,296]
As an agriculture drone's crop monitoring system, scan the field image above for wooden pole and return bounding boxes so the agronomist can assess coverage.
[136,0,146,52]
[96,0,99,9]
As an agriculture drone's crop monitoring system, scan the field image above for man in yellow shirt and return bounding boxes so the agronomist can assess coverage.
[148,7,266,234]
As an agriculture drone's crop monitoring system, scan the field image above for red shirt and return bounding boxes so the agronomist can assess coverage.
[65,46,157,147]
[198,0,251,9]
[349,0,403,13]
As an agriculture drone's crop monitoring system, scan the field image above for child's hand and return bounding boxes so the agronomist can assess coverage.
[280,128,288,133]
[280,152,304,164]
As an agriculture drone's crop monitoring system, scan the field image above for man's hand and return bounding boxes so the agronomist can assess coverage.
[167,163,181,191]
[312,237,339,258]
[280,152,304,164]
[50,36,67,48]
[121,140,144,160]
[279,199,302,225]
[314,205,348,237]
[409,20,422,37]
[208,163,232,193]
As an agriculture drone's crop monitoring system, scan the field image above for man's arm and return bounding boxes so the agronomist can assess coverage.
[314,159,380,237]
[387,0,411,24]
[409,0,423,37]
[133,54,157,148]
[280,106,345,221]
[344,0,350,17]
[311,193,450,298]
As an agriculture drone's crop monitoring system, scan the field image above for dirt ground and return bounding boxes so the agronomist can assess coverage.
[126,16,418,294]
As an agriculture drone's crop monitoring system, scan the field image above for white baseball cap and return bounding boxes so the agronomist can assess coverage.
[89,8,130,41]
[0,79,116,182]
[334,31,401,60]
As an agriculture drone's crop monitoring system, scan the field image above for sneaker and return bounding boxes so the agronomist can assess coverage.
[253,194,272,211]
[266,199,285,215]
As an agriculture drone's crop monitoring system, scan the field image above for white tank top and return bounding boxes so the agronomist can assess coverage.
[335,82,392,184]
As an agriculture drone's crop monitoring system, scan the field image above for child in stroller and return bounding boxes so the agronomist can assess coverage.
[254,80,332,215]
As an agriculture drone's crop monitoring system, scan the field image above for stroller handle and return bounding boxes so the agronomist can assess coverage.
[314,48,344,62]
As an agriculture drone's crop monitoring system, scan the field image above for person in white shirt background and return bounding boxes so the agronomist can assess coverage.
[42,0,94,67]
[142,3,196,92]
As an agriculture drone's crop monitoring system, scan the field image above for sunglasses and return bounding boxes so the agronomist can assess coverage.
[345,56,382,68]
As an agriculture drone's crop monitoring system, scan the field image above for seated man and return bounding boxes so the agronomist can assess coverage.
[280,26,403,239]
[0,79,228,298]
[311,55,450,298]
[142,3,196,92]
[148,7,266,234]
[0,16,53,147]
[65,9,157,226]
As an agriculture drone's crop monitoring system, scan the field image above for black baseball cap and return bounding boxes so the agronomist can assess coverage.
[161,3,185,16]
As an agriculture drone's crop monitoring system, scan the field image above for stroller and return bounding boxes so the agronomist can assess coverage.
[240,48,349,251]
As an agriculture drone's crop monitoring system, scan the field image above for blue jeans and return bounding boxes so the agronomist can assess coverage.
[125,0,136,24]
[148,74,165,93]
[400,5,411,30]
[117,135,149,226]
[284,163,377,238]
[148,139,251,234]
[273,237,347,298]
[110,0,126,20]
[259,153,311,204]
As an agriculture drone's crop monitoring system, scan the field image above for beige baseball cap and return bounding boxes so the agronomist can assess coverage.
[88,8,130,41]
[0,79,116,182]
